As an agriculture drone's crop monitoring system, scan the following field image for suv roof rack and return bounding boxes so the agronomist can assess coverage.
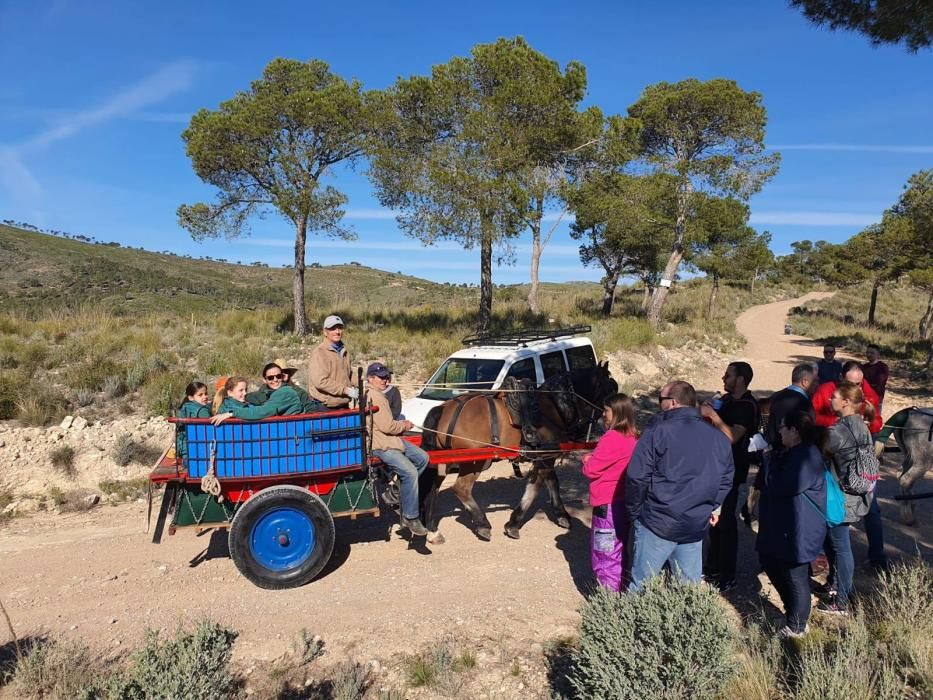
[461,326,592,348]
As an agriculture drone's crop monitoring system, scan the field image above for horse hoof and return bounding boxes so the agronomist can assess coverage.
[476,527,492,541]
[427,530,446,545]
[504,526,521,540]
[899,505,916,527]
[556,515,571,529]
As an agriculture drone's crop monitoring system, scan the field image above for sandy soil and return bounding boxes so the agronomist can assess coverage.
[1,292,930,698]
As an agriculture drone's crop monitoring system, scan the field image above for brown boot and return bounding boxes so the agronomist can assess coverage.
[400,515,428,537]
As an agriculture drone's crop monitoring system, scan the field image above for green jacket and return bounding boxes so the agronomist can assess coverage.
[220,385,303,420]
[247,383,311,406]
[175,400,210,460]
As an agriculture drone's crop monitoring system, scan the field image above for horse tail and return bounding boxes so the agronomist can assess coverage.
[421,404,444,452]
[883,406,915,448]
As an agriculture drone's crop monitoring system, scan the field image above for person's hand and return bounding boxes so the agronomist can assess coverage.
[345,386,360,400]
[210,412,233,425]
[699,403,717,420]
[402,420,414,431]
[709,512,720,527]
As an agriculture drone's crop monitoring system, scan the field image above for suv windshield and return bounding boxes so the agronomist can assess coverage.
[419,358,505,401]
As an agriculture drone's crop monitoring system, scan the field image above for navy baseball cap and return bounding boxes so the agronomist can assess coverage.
[366,362,391,378]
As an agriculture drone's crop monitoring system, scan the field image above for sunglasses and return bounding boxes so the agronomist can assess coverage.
[264,373,284,381]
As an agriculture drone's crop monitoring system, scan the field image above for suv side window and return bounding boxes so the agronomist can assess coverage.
[540,350,567,379]
[566,345,597,371]
[505,357,536,383]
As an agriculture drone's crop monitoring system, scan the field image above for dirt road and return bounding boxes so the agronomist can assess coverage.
[1,292,929,697]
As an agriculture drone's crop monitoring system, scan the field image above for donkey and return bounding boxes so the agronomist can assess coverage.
[417,363,616,543]
[885,406,933,525]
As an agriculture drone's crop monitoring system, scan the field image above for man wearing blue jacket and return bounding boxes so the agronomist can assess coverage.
[626,381,734,590]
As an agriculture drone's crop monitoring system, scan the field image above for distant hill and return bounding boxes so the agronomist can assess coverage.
[0,224,476,315]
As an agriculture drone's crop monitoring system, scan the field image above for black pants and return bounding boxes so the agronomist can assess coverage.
[707,483,740,581]
[760,555,811,633]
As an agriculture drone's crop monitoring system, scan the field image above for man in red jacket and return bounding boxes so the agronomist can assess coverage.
[810,359,888,571]
[811,360,882,434]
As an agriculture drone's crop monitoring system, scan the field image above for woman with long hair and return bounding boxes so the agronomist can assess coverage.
[582,393,639,591]
[756,410,827,637]
[818,380,876,616]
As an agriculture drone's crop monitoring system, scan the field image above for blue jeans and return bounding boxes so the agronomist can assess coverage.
[629,520,703,591]
[824,524,854,607]
[863,494,886,565]
[373,441,429,520]
[760,555,811,633]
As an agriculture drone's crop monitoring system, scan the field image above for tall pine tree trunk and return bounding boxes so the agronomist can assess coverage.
[647,180,691,330]
[867,277,880,327]
[919,287,933,340]
[601,272,620,316]
[706,274,720,319]
[751,267,758,294]
[293,218,309,336]
[479,217,493,333]
[527,200,543,315]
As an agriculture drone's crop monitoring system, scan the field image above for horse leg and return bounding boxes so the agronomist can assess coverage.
[541,462,572,530]
[505,467,542,540]
[897,454,920,527]
[452,468,493,541]
[420,468,446,545]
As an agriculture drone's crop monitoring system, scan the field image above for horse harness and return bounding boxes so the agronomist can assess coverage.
[439,393,500,449]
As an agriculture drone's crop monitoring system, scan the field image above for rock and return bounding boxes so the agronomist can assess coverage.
[71,416,88,430]
[60,416,74,430]
[83,494,100,507]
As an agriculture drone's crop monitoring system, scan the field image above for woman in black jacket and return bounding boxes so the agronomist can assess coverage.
[756,411,827,638]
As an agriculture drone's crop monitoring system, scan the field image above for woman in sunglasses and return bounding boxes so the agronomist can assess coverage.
[211,368,303,424]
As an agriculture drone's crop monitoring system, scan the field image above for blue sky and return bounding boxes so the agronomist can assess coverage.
[1,1,930,284]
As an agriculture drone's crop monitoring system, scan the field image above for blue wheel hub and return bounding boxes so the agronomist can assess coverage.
[249,507,315,572]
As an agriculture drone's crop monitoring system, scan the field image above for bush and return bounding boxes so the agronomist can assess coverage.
[81,621,240,699]
[75,388,95,407]
[15,385,68,426]
[9,637,102,699]
[0,371,16,419]
[569,578,735,700]
[142,371,193,416]
[65,360,122,393]
[102,375,125,399]
[49,446,76,477]
[111,434,137,467]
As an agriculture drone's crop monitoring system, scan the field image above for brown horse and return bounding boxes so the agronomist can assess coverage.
[417,366,616,542]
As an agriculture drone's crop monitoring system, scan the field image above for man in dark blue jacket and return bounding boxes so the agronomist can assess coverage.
[626,381,734,590]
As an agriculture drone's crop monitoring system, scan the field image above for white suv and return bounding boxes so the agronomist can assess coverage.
[402,327,599,432]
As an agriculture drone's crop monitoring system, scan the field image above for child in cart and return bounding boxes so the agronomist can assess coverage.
[174,381,210,461]
[211,375,302,423]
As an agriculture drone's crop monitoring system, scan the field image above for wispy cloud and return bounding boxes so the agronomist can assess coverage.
[750,211,878,227]
[20,60,199,152]
[0,146,45,200]
[769,144,933,154]
[343,208,399,220]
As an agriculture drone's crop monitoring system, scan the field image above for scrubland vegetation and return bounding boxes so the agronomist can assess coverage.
[3,559,929,699]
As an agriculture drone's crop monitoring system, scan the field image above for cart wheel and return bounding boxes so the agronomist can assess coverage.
[228,485,335,589]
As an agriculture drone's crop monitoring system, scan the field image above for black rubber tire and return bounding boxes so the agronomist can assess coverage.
[228,485,335,590]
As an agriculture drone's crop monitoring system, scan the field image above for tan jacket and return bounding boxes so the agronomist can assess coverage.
[366,388,408,452]
[308,340,352,408]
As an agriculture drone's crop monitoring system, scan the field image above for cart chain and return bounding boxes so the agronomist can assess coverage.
[181,487,236,527]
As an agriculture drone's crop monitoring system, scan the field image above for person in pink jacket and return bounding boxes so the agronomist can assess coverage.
[582,393,639,591]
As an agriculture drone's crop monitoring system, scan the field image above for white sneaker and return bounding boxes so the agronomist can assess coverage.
[778,625,809,639]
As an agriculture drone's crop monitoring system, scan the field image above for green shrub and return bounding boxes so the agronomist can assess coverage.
[65,360,122,393]
[142,370,194,416]
[199,339,266,377]
[0,371,16,419]
[98,478,149,500]
[15,384,68,426]
[569,578,735,700]
[102,375,125,399]
[49,446,76,477]
[8,637,102,699]
[75,388,95,407]
[80,621,240,699]
[111,434,137,467]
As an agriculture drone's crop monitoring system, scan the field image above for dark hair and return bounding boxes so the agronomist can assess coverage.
[782,410,825,448]
[603,393,638,437]
[841,359,862,375]
[867,343,880,352]
[728,361,753,386]
[667,381,696,407]
[261,362,282,378]
[791,363,816,384]
[184,381,207,400]
[823,345,836,352]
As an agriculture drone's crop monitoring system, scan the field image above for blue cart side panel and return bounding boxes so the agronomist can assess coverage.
[183,413,364,478]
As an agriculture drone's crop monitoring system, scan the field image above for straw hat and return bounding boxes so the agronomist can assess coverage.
[272,358,298,378]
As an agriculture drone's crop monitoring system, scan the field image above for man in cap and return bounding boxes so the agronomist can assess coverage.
[365,361,429,536]
[308,315,357,409]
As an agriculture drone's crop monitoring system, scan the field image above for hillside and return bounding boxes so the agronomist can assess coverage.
[0,224,470,315]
